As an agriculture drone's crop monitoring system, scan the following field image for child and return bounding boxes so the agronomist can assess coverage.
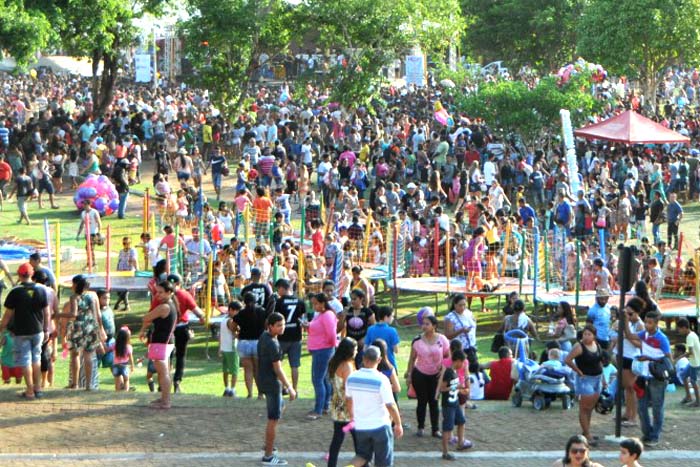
[673,343,690,389]
[220,301,240,397]
[1,330,22,384]
[677,318,700,407]
[541,348,564,372]
[112,327,135,391]
[601,352,617,397]
[212,265,231,307]
[97,289,116,369]
[619,437,644,467]
[439,349,472,460]
[581,259,596,291]
[468,359,489,402]
[593,257,613,294]
[311,219,324,257]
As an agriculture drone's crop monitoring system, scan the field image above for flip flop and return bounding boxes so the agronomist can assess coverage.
[150,402,171,410]
[18,392,35,400]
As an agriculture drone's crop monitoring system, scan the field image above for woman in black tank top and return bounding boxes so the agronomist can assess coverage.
[565,325,604,445]
[139,280,178,409]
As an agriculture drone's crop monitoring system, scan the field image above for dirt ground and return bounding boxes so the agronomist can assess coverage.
[0,385,696,457]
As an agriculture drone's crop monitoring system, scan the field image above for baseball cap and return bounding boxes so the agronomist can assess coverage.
[406,182,417,190]
[17,263,34,277]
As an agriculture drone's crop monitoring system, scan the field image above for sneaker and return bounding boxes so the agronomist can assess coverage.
[441,453,456,461]
[223,389,231,397]
[147,381,155,392]
[261,455,288,465]
[174,382,181,394]
[644,439,659,447]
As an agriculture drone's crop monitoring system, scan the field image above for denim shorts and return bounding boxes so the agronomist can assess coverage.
[687,365,699,384]
[112,363,130,378]
[575,374,602,396]
[354,425,394,467]
[442,405,466,432]
[237,339,258,358]
[264,388,284,420]
[279,340,302,368]
[13,332,43,367]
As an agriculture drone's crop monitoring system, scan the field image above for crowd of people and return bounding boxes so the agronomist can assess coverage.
[0,64,698,466]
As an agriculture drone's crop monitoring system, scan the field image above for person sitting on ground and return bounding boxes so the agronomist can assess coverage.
[483,346,516,400]
[552,434,605,467]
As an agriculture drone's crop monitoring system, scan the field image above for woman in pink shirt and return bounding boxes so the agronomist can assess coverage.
[304,292,338,420]
[406,314,450,437]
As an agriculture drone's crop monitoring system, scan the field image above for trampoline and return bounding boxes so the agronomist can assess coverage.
[387,276,534,297]
[385,276,536,315]
[58,273,152,292]
[536,290,698,319]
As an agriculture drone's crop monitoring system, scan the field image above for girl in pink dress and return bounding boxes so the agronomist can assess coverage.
[464,227,486,291]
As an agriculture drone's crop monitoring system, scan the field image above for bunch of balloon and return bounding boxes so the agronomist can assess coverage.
[73,175,119,216]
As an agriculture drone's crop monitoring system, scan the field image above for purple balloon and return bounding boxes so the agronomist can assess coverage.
[93,197,106,212]
[83,187,97,198]
[97,175,109,184]
[416,307,434,326]
[108,199,119,210]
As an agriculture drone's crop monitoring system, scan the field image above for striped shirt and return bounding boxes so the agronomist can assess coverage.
[345,368,394,430]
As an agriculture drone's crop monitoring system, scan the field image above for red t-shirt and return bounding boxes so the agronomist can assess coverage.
[312,230,324,256]
[0,161,11,181]
[484,358,515,400]
[174,289,198,324]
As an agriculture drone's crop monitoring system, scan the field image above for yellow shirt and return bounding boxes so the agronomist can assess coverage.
[202,124,213,143]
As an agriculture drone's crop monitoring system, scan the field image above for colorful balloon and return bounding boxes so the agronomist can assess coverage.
[73,174,119,216]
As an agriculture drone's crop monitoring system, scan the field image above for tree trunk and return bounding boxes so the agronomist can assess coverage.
[642,73,657,114]
[93,52,117,118]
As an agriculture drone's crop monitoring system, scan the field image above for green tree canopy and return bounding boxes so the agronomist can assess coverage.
[462,0,584,71]
[296,0,464,108]
[452,73,603,145]
[577,0,700,110]
[180,0,292,114]
[0,1,53,67]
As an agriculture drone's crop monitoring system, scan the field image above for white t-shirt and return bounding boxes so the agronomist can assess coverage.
[81,209,101,235]
[220,317,236,352]
[346,368,394,430]
[483,161,497,185]
[469,371,487,400]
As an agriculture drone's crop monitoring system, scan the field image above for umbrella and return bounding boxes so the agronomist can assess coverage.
[440,79,456,88]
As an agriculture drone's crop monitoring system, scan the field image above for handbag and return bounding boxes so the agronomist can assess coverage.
[490,332,505,353]
[147,298,178,360]
[407,383,417,399]
[649,357,675,381]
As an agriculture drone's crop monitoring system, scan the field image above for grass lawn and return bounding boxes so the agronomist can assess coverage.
[2,179,700,400]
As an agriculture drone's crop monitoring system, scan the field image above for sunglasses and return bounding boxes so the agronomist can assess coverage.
[570,448,587,454]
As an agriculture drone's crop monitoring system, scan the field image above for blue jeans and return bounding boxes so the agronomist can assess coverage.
[652,223,661,244]
[310,347,334,414]
[118,192,128,219]
[638,378,666,442]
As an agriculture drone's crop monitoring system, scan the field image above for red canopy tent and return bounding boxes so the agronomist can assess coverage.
[574,110,690,144]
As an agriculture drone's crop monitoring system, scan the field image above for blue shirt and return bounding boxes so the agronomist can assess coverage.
[638,329,671,356]
[667,201,682,223]
[519,205,536,225]
[587,303,611,341]
[365,322,400,370]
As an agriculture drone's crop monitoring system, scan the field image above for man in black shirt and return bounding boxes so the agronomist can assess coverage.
[649,191,665,245]
[0,263,49,399]
[257,312,295,466]
[241,267,275,313]
[274,279,306,392]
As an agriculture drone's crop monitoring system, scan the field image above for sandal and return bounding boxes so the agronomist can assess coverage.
[306,412,320,420]
[150,402,171,410]
[18,392,35,400]
[680,396,693,404]
[457,440,473,451]
[442,453,456,461]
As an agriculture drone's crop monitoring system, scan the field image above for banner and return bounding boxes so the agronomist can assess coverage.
[134,54,151,83]
[405,55,425,87]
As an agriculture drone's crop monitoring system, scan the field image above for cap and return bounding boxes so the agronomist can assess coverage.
[178,147,187,155]
[406,182,417,190]
[17,263,34,277]
[595,288,611,298]
[251,267,261,277]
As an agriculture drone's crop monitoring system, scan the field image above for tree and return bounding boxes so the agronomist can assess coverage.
[577,0,700,111]
[452,73,603,146]
[25,0,166,117]
[0,1,54,67]
[296,0,465,108]
[180,0,292,114]
[462,0,585,71]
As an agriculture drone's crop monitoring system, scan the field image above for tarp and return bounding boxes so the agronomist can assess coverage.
[574,110,690,144]
[0,56,101,77]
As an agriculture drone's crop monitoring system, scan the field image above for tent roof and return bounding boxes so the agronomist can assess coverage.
[574,110,690,144]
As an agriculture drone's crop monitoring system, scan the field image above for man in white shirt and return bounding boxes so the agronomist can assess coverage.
[483,154,497,188]
[346,346,403,467]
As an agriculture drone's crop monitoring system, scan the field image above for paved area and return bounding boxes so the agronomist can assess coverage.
[1,451,700,467]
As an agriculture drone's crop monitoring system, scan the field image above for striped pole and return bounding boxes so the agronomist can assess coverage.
[105,225,112,292]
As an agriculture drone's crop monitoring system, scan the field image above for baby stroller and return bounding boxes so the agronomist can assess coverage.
[511,360,574,410]
[507,330,573,410]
